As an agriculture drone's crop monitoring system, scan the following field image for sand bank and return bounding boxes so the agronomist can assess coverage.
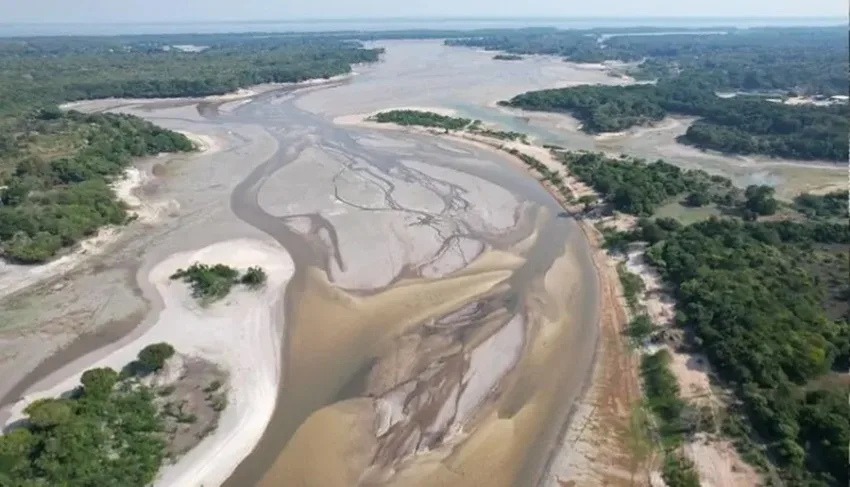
[178,130,224,155]
[3,239,294,487]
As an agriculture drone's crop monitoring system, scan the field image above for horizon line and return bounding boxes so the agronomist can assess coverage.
[3,15,846,26]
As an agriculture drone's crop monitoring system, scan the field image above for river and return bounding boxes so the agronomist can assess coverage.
[0,39,842,487]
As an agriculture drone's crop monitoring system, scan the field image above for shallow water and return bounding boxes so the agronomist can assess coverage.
[2,39,841,487]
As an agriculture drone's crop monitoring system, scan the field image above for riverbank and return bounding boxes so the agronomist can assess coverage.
[0,131,223,301]
[335,108,649,484]
[3,238,294,487]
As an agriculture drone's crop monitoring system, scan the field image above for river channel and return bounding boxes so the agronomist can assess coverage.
[1,39,841,487]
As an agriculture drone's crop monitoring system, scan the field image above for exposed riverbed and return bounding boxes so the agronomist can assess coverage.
[0,39,844,487]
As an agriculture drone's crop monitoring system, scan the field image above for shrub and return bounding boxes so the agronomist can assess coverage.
[137,342,175,372]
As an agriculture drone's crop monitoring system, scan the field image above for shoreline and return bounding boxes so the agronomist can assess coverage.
[2,238,294,487]
[335,108,642,484]
[0,133,223,302]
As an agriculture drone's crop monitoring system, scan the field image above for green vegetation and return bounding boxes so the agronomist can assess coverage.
[577,146,848,485]
[0,345,185,486]
[793,190,849,220]
[370,110,530,143]
[0,111,193,263]
[502,83,848,161]
[240,266,268,289]
[0,33,381,264]
[492,54,524,61]
[0,34,382,112]
[617,262,645,313]
[610,216,850,486]
[448,27,847,96]
[484,27,847,161]
[559,152,739,216]
[625,314,654,342]
[371,110,474,131]
[137,342,176,373]
[640,349,702,486]
[170,263,268,303]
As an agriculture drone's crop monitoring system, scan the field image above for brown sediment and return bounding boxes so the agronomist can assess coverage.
[259,229,597,487]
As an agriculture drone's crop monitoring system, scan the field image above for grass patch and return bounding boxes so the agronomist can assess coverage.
[617,262,645,314]
[655,201,722,225]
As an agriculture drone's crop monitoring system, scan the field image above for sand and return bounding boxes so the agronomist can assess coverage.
[3,238,294,487]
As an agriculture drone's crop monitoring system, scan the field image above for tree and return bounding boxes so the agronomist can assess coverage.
[240,266,267,288]
[136,342,175,373]
[684,191,709,207]
[23,398,73,429]
[80,367,119,397]
[745,185,778,216]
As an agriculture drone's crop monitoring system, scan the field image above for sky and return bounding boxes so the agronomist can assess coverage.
[0,0,845,24]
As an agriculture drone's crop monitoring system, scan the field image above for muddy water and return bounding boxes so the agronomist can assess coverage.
[217,79,599,485]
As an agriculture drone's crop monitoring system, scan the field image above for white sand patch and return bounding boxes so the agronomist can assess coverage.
[177,131,224,155]
[3,238,294,487]
[454,314,524,424]
[686,434,762,487]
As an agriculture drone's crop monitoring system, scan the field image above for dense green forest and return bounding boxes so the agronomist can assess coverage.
[558,151,741,216]
[0,345,178,486]
[0,34,381,264]
[0,35,382,111]
[448,27,848,95]
[0,110,192,263]
[503,81,849,161]
[641,218,850,486]
[568,147,850,485]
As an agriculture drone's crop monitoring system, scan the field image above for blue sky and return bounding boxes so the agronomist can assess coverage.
[1,0,845,24]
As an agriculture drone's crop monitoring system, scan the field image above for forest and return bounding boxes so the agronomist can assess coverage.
[0,110,192,263]
[448,27,848,95]
[562,149,850,485]
[0,34,382,264]
[558,151,740,216]
[0,344,178,486]
[503,79,849,161]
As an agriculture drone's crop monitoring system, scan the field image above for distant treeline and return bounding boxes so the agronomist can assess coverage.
[447,27,848,96]
[502,81,849,161]
[0,34,382,264]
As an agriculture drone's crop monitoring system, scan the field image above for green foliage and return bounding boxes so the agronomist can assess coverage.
[137,342,175,373]
[644,217,849,485]
[793,190,849,220]
[171,263,240,302]
[170,263,269,303]
[626,314,654,342]
[662,453,702,487]
[503,82,848,161]
[453,27,847,95]
[240,266,268,289]
[0,111,193,263]
[617,262,645,313]
[1,365,167,486]
[371,110,474,131]
[559,151,732,216]
[744,185,778,216]
[641,350,691,445]
[80,367,119,397]
[0,34,380,264]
